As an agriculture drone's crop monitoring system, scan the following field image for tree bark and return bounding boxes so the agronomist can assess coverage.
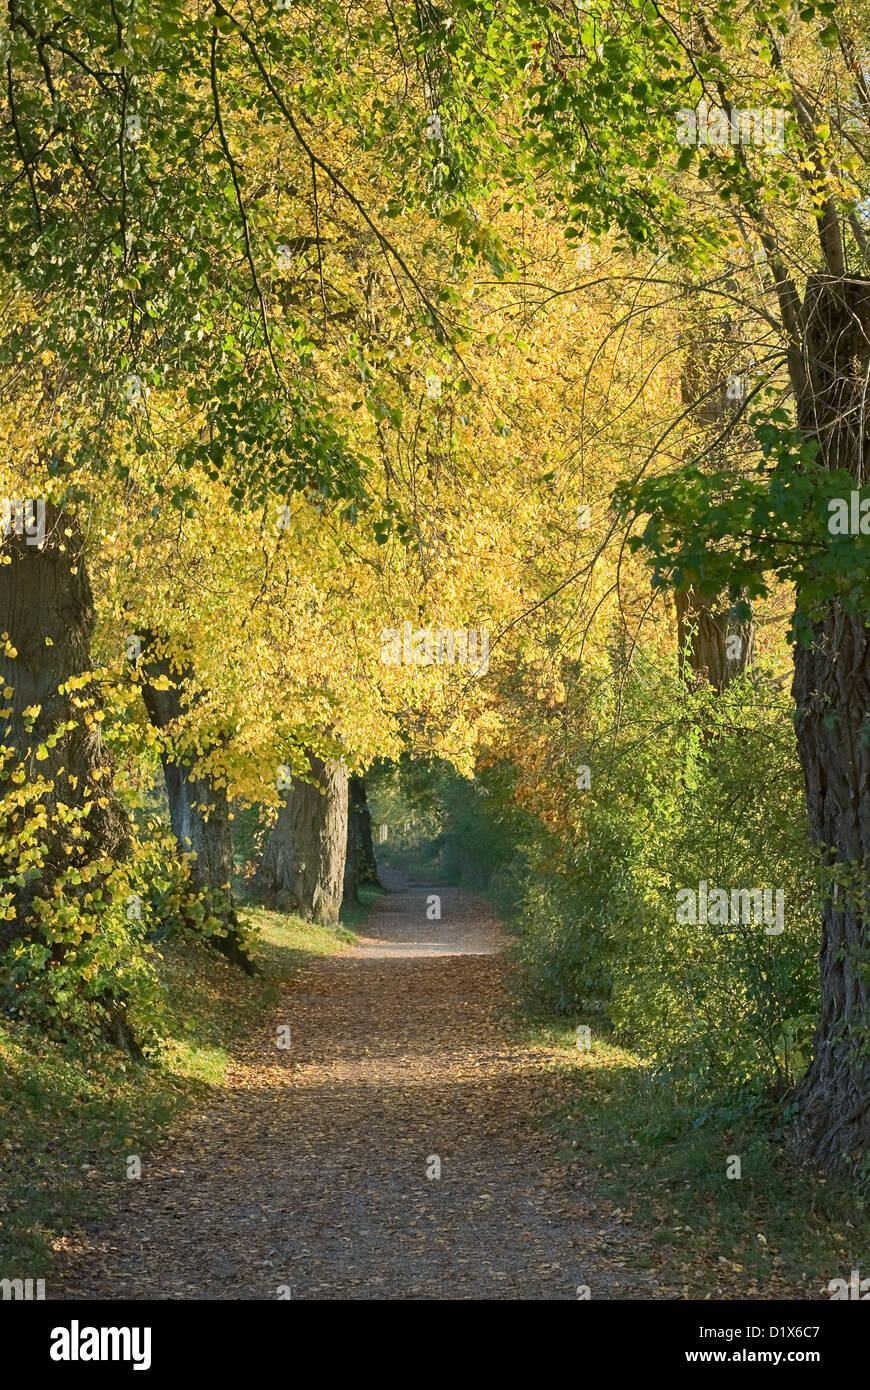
[676,320,756,689]
[138,641,254,974]
[675,588,755,692]
[0,502,139,1054]
[251,752,348,925]
[355,776,381,886]
[343,779,362,904]
[343,774,380,902]
[790,607,870,1167]
[787,275,870,1169]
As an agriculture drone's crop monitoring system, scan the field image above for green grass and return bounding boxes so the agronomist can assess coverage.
[0,893,379,1281]
[337,882,385,931]
[519,1011,870,1298]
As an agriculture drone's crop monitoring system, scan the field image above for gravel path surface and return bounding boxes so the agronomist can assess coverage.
[50,869,656,1300]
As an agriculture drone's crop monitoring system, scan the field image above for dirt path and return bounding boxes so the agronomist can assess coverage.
[51,870,655,1300]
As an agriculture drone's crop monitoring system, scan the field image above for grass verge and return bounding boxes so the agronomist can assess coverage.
[520,1011,870,1300]
[0,886,382,1280]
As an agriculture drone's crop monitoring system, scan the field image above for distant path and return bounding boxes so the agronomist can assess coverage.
[50,867,655,1299]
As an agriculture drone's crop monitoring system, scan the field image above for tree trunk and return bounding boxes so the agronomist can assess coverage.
[138,641,254,974]
[355,776,381,886]
[251,752,348,925]
[675,588,755,692]
[343,779,362,904]
[0,502,139,1055]
[343,774,380,902]
[788,275,870,1169]
[676,320,756,689]
[789,607,870,1167]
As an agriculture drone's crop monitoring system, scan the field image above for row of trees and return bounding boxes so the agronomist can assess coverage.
[2,0,870,1175]
[434,0,870,1172]
[0,0,579,1057]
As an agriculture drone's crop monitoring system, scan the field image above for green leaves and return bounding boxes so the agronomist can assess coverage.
[617,410,870,632]
[0,0,460,520]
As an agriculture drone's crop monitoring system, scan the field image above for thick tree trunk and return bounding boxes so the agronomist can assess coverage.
[788,275,870,1169]
[251,752,348,925]
[138,643,254,974]
[0,502,139,1054]
[789,607,870,1168]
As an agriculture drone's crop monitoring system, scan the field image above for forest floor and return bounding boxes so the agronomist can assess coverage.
[47,869,662,1300]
